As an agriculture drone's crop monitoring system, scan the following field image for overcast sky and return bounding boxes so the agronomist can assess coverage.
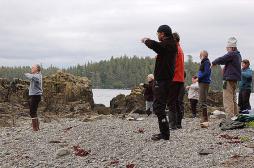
[0,0,253,68]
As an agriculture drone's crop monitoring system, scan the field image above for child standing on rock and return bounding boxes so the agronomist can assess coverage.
[140,74,154,116]
[186,76,199,118]
[25,64,43,131]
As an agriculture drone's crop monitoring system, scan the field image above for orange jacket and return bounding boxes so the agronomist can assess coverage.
[173,43,185,82]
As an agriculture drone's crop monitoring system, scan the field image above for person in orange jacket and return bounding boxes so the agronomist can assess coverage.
[168,32,185,129]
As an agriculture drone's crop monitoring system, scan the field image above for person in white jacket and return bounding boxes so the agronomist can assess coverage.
[186,76,199,118]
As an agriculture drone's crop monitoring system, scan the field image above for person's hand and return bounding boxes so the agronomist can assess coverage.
[141,38,149,43]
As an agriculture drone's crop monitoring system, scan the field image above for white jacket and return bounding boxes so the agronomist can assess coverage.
[188,82,199,100]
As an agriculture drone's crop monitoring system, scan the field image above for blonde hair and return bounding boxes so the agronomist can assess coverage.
[200,50,208,58]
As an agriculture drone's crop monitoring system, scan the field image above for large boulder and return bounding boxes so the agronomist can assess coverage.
[110,86,145,114]
[42,71,94,114]
[183,90,223,117]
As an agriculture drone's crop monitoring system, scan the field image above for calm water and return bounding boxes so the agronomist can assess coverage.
[93,89,131,107]
[93,89,254,108]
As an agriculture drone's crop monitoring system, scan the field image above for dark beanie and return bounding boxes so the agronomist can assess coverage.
[157,25,172,37]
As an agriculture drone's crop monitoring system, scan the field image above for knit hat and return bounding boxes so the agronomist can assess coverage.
[157,25,172,37]
[227,37,237,48]
[147,74,154,81]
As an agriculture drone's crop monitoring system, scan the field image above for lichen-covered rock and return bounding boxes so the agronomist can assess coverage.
[0,72,95,126]
[43,71,94,113]
[0,78,29,104]
[110,86,145,114]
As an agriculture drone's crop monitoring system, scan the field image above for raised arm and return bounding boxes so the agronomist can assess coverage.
[25,73,40,82]
[212,52,233,65]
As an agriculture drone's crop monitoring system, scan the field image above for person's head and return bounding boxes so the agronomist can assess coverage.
[172,32,180,43]
[242,59,250,69]
[192,76,198,83]
[147,74,154,82]
[157,25,173,41]
[31,64,41,74]
[200,50,208,60]
[226,37,238,52]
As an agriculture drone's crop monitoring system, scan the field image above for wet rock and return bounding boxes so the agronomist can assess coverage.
[198,149,213,155]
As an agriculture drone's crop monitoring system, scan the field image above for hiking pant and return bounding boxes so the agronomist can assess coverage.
[190,99,198,117]
[29,95,41,118]
[178,83,185,118]
[223,81,238,118]
[153,80,170,137]
[238,89,251,112]
[199,83,209,122]
[167,82,184,128]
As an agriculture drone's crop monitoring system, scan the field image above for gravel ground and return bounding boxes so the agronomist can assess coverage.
[1,115,254,168]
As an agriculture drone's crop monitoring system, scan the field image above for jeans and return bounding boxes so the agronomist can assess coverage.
[238,89,251,112]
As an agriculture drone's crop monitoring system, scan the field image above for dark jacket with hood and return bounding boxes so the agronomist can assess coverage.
[145,38,177,81]
[198,58,211,84]
[212,51,242,81]
[239,67,253,90]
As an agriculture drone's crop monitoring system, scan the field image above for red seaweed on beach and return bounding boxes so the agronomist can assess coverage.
[138,128,144,133]
[109,160,120,165]
[73,145,90,157]
[126,163,135,168]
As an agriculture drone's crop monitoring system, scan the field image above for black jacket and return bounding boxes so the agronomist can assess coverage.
[145,38,177,81]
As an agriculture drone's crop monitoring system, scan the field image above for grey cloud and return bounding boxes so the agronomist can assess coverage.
[0,0,253,67]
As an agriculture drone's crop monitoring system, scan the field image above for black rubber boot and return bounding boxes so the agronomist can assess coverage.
[152,117,170,141]
[168,110,177,130]
[146,109,152,116]
[176,110,183,129]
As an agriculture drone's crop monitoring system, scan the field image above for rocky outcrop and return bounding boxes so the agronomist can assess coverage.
[43,71,94,114]
[110,86,145,114]
[110,86,224,116]
[0,72,95,127]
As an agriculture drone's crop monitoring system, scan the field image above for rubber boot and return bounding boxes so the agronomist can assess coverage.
[176,110,183,129]
[200,108,209,128]
[202,108,208,122]
[152,116,170,141]
[32,118,39,131]
[168,110,177,130]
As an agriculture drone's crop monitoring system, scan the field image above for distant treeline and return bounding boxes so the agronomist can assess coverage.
[0,55,249,91]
